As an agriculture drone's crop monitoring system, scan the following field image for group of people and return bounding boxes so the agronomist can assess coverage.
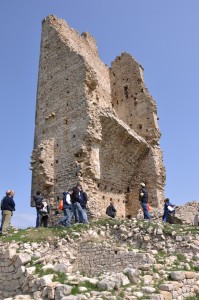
[139,182,176,223]
[0,190,15,235]
[0,182,176,235]
[33,182,89,228]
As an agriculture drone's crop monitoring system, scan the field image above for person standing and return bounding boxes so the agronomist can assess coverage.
[71,183,88,224]
[1,190,15,235]
[79,187,89,222]
[33,191,44,228]
[162,198,176,223]
[57,189,73,227]
[139,182,150,220]
[106,201,117,218]
[39,199,50,227]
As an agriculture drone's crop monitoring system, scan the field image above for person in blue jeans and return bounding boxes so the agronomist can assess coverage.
[139,182,150,219]
[71,183,88,224]
[57,189,73,227]
[162,198,176,223]
[33,191,44,228]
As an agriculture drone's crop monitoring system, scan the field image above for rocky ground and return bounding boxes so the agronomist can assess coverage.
[0,217,199,300]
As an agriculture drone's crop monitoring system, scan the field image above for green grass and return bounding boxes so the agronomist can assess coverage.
[176,253,186,262]
[71,285,79,295]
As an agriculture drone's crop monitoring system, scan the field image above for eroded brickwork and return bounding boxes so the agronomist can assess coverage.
[31,15,166,221]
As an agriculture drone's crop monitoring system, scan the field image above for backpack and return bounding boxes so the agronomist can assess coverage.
[39,202,48,215]
[58,199,63,210]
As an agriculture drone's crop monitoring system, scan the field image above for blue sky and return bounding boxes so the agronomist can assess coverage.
[0,1,198,228]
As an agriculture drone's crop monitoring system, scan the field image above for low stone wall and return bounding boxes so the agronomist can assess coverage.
[76,241,154,275]
[0,249,29,299]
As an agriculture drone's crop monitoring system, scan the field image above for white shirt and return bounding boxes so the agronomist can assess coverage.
[66,193,71,205]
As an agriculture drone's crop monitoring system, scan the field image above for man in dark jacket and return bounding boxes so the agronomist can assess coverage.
[1,190,15,235]
[162,198,176,223]
[139,183,150,219]
[33,191,43,228]
[71,183,88,224]
[106,201,117,218]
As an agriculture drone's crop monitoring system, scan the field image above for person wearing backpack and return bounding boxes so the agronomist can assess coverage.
[33,191,44,228]
[139,182,150,220]
[57,189,73,227]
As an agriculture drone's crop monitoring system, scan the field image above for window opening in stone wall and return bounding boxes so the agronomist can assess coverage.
[57,196,59,201]
[56,160,58,164]
[73,134,76,138]
[39,159,44,164]
[118,199,120,202]
[57,144,59,147]
[124,85,129,99]
[110,198,112,201]
[114,250,118,254]
[139,124,142,130]
[65,119,68,125]
[127,186,130,193]
[102,196,105,199]
[97,183,100,188]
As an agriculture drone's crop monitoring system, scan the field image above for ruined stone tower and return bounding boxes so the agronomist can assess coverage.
[30,15,166,221]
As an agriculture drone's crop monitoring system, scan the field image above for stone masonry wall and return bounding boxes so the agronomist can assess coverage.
[31,15,166,222]
[76,241,154,275]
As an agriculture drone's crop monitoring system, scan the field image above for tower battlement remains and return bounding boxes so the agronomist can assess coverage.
[31,15,166,222]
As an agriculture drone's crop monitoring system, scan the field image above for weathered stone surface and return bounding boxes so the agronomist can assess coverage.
[31,15,165,222]
[14,253,31,268]
[55,284,73,300]
[169,271,186,281]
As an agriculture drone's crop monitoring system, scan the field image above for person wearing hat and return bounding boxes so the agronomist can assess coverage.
[139,183,150,219]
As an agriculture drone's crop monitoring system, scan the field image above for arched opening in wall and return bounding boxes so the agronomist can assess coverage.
[124,85,129,99]
[126,215,132,219]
